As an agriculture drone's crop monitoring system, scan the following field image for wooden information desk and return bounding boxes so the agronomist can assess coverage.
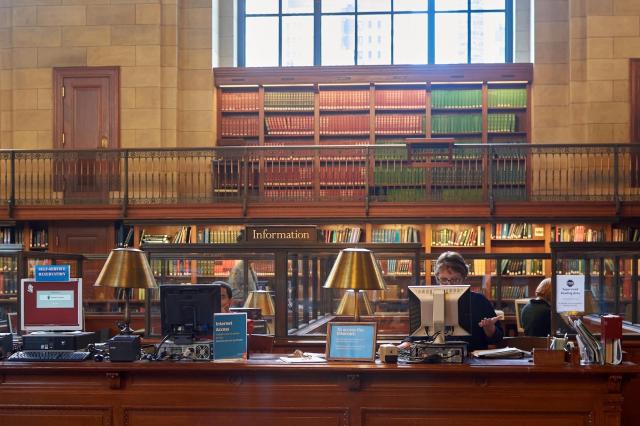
[0,357,638,426]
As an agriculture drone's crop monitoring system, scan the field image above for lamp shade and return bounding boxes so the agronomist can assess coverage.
[94,248,157,289]
[244,290,276,316]
[335,290,374,316]
[323,248,386,291]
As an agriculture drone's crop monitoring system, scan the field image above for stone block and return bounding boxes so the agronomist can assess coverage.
[12,48,38,68]
[178,49,211,69]
[586,37,613,58]
[121,108,160,130]
[37,88,51,109]
[136,45,161,66]
[12,6,36,27]
[613,80,629,101]
[37,6,86,26]
[13,109,50,131]
[614,0,640,15]
[135,87,161,108]
[613,37,640,58]
[178,28,211,49]
[161,87,177,108]
[180,90,212,110]
[12,130,38,149]
[534,105,570,128]
[586,59,628,80]
[570,39,586,61]
[37,47,87,67]
[161,108,177,129]
[537,41,570,63]
[161,129,177,147]
[62,27,110,47]
[586,15,639,37]
[586,0,613,15]
[570,17,585,39]
[533,84,570,106]
[0,29,8,48]
[87,46,136,66]
[161,67,177,87]
[161,3,177,26]
[178,69,212,90]
[111,25,160,46]
[181,0,211,9]
[588,102,629,123]
[121,66,161,88]
[13,68,51,89]
[13,27,61,47]
[136,4,161,25]
[612,123,630,142]
[13,89,37,110]
[87,5,135,26]
[181,7,211,28]
[535,21,569,43]
[587,123,614,141]
[570,102,589,125]
[586,80,614,102]
[121,87,135,109]
[178,109,212,131]
[0,7,10,28]
[135,128,161,147]
[161,46,177,67]
[120,128,135,148]
[178,130,212,147]
[532,125,571,143]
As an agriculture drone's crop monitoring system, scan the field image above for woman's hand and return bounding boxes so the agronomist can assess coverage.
[478,316,500,337]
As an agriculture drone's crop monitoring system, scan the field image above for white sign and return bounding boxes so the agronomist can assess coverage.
[556,274,585,313]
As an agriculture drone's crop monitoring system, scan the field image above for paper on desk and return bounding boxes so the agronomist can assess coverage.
[279,353,326,363]
[472,347,530,359]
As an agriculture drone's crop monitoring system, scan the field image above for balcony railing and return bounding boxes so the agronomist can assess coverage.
[1,144,639,210]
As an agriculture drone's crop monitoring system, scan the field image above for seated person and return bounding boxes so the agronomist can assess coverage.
[213,280,254,333]
[228,260,258,306]
[399,251,504,351]
[521,278,573,337]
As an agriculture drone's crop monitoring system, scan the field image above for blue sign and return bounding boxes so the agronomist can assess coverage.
[213,312,247,362]
[327,322,377,361]
[34,265,70,282]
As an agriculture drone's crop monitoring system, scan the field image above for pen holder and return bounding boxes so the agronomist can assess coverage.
[533,348,566,366]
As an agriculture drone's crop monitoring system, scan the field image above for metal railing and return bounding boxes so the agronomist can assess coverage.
[1,144,639,210]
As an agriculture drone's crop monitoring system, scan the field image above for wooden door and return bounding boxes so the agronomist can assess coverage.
[53,67,120,202]
[631,59,640,185]
[51,222,115,305]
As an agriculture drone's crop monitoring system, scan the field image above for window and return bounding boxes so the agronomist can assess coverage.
[238,0,513,66]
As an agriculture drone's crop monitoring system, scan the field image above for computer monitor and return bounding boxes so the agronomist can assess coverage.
[20,278,83,332]
[408,285,472,344]
[160,284,221,344]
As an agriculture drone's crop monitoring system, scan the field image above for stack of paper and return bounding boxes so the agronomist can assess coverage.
[472,347,530,359]
[573,318,603,365]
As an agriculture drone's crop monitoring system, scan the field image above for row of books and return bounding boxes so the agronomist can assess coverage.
[264,187,314,201]
[433,188,484,202]
[612,227,640,242]
[0,258,17,272]
[374,167,426,186]
[319,227,362,243]
[30,229,48,249]
[265,116,314,135]
[196,259,236,276]
[431,89,482,109]
[375,89,426,109]
[488,88,527,108]
[431,168,483,185]
[375,114,424,134]
[492,167,526,186]
[220,91,259,111]
[488,113,518,133]
[319,166,367,185]
[319,90,369,110]
[263,165,314,185]
[432,226,485,247]
[196,228,242,244]
[431,114,482,134]
[319,115,369,135]
[376,188,427,202]
[264,91,314,111]
[220,116,259,137]
[492,223,539,240]
[371,226,421,243]
[490,285,529,299]
[1,227,22,245]
[0,275,18,295]
[151,259,193,277]
[377,259,413,274]
[499,258,544,275]
[552,226,605,242]
[319,187,366,199]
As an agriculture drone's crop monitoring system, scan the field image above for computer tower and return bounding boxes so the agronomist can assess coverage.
[0,333,12,358]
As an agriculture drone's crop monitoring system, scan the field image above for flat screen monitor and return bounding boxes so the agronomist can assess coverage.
[160,284,221,343]
[408,285,472,342]
[20,278,83,332]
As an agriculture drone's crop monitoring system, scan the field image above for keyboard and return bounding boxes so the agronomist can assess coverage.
[7,350,91,362]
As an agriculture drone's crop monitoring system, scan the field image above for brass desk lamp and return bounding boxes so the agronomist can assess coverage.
[244,290,276,334]
[323,248,386,321]
[94,248,157,335]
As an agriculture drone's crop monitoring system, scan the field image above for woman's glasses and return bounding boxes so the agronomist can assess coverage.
[436,277,464,285]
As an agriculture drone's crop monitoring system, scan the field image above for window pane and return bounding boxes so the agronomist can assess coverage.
[394,14,428,64]
[322,15,355,65]
[435,13,468,63]
[394,0,429,11]
[471,12,505,63]
[246,0,278,14]
[322,0,355,13]
[358,0,390,12]
[282,0,314,14]
[471,0,505,10]
[435,0,468,11]
[282,16,314,66]
[357,14,391,65]
[246,17,279,67]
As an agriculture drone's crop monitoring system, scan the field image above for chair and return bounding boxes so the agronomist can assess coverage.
[496,336,549,352]
[514,298,530,334]
[248,334,274,354]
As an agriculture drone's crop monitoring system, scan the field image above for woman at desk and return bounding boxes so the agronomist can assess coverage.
[399,251,504,351]
[521,278,573,337]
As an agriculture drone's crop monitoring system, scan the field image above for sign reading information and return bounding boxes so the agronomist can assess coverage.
[245,225,317,244]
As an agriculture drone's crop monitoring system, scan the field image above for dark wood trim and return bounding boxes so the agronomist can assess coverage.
[213,63,533,86]
[631,59,640,144]
[53,66,120,150]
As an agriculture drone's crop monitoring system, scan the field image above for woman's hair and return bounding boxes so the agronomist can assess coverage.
[434,251,468,278]
[213,281,233,299]
[535,278,552,301]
